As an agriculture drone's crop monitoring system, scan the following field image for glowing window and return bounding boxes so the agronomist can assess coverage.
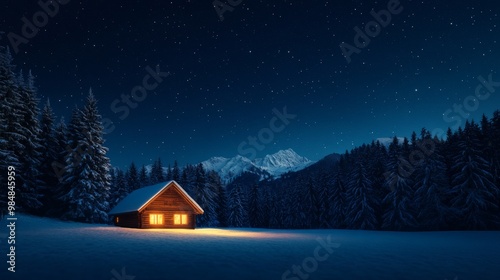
[174,214,188,225]
[116,217,119,223]
[150,214,164,225]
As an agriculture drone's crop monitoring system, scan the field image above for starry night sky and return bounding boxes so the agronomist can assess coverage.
[1,0,499,168]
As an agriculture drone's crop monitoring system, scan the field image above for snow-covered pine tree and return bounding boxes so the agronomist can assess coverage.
[413,133,449,230]
[181,164,196,195]
[228,185,247,227]
[303,178,320,228]
[194,164,217,227]
[346,160,377,230]
[330,158,347,228]
[39,99,60,214]
[109,169,129,209]
[448,120,499,229]
[139,164,149,187]
[0,46,20,213]
[59,108,85,215]
[259,186,271,228]
[480,114,498,189]
[492,111,500,227]
[443,127,458,189]
[317,173,332,228]
[150,157,165,184]
[215,181,228,227]
[47,117,68,216]
[15,70,43,213]
[283,183,302,228]
[127,162,140,191]
[172,160,180,182]
[166,163,173,181]
[248,184,260,227]
[207,170,226,227]
[382,136,418,230]
[369,141,388,228]
[60,90,111,223]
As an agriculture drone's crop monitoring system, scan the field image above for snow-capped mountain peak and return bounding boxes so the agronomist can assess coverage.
[201,149,313,184]
[256,148,310,169]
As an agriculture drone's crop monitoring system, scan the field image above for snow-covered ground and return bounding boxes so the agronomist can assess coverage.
[2,215,500,280]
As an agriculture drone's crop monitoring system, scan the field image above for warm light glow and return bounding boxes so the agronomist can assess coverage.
[116,217,119,223]
[174,214,188,225]
[150,214,164,225]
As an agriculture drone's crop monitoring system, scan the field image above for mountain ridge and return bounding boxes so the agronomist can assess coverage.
[201,148,313,184]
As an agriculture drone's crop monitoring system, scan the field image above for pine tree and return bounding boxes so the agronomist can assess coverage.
[317,173,332,228]
[0,46,20,213]
[150,158,165,184]
[330,160,347,228]
[448,121,498,229]
[60,90,111,223]
[259,186,271,228]
[172,160,181,182]
[166,164,173,181]
[59,108,85,215]
[127,162,140,191]
[492,111,500,213]
[139,164,149,187]
[194,164,217,227]
[216,183,228,227]
[346,161,377,230]
[207,170,226,227]
[382,136,417,230]
[248,184,260,227]
[369,144,388,228]
[285,182,304,228]
[110,169,129,209]
[269,190,286,229]
[228,185,247,227]
[39,99,60,214]
[303,178,320,228]
[47,118,68,216]
[16,70,43,213]
[413,137,449,230]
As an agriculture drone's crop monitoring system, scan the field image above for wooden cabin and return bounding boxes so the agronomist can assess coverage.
[108,180,204,229]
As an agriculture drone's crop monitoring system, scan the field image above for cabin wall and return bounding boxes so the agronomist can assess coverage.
[114,212,140,228]
[140,187,197,229]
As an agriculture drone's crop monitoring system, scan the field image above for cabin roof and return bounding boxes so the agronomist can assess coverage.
[108,180,204,215]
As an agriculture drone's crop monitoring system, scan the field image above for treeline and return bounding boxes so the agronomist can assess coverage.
[230,115,500,231]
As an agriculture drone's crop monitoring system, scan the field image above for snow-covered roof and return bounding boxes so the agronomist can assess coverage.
[108,180,204,215]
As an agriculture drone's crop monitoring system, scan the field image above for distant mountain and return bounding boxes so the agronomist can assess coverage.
[201,149,313,184]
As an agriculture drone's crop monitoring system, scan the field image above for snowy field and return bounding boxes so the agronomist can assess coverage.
[2,215,500,280]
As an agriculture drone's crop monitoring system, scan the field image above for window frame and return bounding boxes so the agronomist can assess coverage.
[149,214,164,225]
[173,214,188,225]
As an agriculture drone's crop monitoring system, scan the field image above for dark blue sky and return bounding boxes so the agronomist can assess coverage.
[1,0,499,168]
